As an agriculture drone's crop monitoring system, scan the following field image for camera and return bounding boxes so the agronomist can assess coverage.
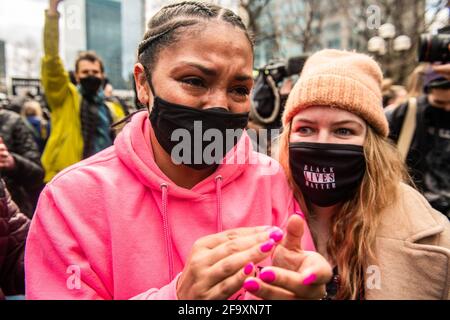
[251,55,308,126]
[418,26,450,63]
[262,55,308,84]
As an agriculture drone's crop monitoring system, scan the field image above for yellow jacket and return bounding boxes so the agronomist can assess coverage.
[41,13,124,182]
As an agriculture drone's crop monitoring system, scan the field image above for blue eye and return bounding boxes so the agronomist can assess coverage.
[297,127,314,135]
[335,128,353,136]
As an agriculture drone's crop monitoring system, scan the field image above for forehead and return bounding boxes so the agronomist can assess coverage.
[77,60,102,71]
[292,106,366,125]
[430,88,450,99]
[155,21,253,72]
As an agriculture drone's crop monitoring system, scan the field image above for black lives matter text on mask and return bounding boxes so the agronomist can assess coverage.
[303,165,336,190]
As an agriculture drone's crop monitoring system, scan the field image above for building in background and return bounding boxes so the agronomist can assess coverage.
[61,0,145,90]
[122,0,146,87]
[0,40,6,93]
[86,0,124,88]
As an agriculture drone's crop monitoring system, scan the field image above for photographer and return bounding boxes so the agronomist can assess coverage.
[250,56,306,158]
[387,37,450,218]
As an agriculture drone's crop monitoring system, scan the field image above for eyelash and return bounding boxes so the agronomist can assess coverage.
[335,128,354,136]
[295,127,355,136]
[181,77,205,88]
[180,78,250,96]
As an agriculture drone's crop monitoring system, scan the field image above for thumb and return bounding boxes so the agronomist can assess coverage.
[281,214,304,252]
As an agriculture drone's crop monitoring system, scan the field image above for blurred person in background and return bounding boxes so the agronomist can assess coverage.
[0,107,44,218]
[41,0,125,183]
[103,77,130,116]
[387,65,450,218]
[0,179,30,300]
[382,79,408,109]
[21,100,51,153]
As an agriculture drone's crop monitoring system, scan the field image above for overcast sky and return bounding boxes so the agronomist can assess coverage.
[0,0,47,47]
[0,0,447,78]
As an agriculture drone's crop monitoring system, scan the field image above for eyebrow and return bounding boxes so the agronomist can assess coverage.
[175,62,253,81]
[294,118,364,128]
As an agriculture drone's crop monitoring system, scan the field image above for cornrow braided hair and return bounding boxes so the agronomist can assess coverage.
[138,1,253,79]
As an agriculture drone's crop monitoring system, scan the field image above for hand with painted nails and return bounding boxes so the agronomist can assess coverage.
[243,215,332,300]
[176,226,282,299]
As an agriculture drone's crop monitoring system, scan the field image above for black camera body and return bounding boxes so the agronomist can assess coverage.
[251,55,308,126]
[419,26,450,63]
[262,55,308,84]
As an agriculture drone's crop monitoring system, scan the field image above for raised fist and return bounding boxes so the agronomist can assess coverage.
[49,0,64,16]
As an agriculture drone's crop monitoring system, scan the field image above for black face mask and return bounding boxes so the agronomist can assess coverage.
[289,142,366,207]
[149,96,249,170]
[79,76,102,97]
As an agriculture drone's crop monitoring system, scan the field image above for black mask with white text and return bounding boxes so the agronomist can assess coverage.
[149,96,249,170]
[289,142,366,207]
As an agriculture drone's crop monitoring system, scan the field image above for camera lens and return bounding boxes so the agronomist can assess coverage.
[419,33,450,63]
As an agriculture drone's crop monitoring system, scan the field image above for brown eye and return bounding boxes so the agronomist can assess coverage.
[181,77,205,88]
[232,87,250,96]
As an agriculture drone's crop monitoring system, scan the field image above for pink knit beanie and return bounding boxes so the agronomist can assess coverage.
[282,49,389,137]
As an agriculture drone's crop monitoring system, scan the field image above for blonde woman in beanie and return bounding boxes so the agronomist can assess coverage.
[278,49,450,300]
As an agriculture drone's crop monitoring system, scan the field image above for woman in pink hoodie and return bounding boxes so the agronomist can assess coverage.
[25,1,331,300]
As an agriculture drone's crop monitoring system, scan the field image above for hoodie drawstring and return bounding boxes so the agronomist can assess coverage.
[160,183,174,280]
[159,177,223,280]
[215,175,223,232]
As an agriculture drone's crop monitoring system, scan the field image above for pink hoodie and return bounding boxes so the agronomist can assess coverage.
[25,110,314,300]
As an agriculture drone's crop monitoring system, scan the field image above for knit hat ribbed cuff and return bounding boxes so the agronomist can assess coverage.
[282,74,389,137]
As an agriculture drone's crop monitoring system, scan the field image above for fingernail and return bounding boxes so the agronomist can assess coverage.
[259,268,276,284]
[295,210,305,219]
[243,263,254,275]
[260,239,275,253]
[243,279,260,292]
[269,229,284,243]
[302,273,317,286]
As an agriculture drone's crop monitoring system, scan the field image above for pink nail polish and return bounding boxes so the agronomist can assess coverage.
[260,239,275,253]
[295,210,305,219]
[243,279,260,292]
[269,229,284,243]
[259,269,276,284]
[243,263,254,275]
[302,273,317,286]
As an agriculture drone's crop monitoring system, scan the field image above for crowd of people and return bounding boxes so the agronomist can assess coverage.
[0,0,449,300]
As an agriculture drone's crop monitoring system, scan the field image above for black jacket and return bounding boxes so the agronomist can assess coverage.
[387,95,450,217]
[0,110,44,217]
[0,179,29,299]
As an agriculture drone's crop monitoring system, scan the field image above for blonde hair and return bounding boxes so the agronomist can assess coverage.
[278,122,410,299]
[22,100,43,118]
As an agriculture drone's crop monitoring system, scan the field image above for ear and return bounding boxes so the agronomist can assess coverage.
[75,72,81,84]
[134,63,153,106]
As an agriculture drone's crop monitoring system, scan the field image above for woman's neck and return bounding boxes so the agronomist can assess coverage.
[309,203,341,263]
[150,128,216,189]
